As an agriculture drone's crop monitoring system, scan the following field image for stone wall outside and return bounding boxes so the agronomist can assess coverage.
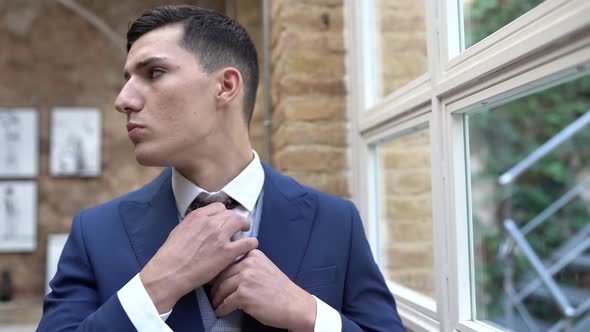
[376,0,434,298]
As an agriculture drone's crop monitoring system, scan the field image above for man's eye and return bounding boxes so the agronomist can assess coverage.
[149,68,165,79]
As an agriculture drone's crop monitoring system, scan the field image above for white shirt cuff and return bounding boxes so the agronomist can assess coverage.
[117,273,173,332]
[313,295,342,332]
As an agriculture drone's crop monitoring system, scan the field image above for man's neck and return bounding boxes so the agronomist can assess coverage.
[175,147,254,192]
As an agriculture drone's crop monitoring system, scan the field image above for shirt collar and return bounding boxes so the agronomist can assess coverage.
[172,150,265,216]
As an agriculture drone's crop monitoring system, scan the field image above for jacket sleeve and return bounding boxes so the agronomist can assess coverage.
[340,202,406,332]
[37,211,136,332]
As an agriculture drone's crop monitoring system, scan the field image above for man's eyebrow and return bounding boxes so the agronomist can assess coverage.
[123,56,168,80]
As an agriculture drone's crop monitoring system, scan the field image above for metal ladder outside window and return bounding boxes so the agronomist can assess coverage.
[497,111,590,332]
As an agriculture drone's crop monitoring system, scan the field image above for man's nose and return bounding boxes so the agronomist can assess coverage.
[114,82,142,114]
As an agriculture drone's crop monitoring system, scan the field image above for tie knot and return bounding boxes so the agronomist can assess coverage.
[185,191,240,216]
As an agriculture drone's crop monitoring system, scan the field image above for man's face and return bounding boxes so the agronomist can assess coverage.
[115,24,218,167]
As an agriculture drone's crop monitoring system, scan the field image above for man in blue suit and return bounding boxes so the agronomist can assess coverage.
[38,5,405,332]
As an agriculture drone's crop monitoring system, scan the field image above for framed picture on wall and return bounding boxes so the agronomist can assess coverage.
[50,108,102,177]
[0,181,37,252]
[45,233,68,294]
[0,109,39,178]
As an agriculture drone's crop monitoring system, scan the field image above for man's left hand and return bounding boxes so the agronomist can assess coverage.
[209,249,316,331]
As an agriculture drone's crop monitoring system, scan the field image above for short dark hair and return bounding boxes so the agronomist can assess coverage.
[127,5,259,127]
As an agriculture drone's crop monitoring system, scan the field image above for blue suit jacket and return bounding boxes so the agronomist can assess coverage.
[38,165,405,331]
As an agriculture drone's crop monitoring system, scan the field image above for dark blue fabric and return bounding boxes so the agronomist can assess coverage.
[37,165,405,331]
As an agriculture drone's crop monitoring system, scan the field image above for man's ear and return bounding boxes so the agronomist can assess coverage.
[216,67,242,107]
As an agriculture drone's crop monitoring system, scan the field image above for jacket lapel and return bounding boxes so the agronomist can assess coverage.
[243,165,318,331]
[119,168,203,332]
[257,166,317,280]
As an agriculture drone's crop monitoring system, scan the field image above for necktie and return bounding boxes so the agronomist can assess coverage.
[184,191,243,331]
[185,191,240,217]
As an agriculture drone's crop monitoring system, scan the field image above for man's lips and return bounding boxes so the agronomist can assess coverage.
[126,123,145,142]
[126,123,144,132]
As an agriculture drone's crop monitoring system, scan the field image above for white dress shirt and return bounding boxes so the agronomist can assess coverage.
[117,151,341,331]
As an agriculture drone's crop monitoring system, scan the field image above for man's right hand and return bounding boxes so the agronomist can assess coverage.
[139,202,258,314]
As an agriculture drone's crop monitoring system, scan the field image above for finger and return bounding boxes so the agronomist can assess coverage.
[226,237,258,259]
[213,210,240,227]
[246,248,265,259]
[221,214,251,237]
[190,202,226,217]
[211,272,240,308]
[215,291,240,317]
[210,260,243,294]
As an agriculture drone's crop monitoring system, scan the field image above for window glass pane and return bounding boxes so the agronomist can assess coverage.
[462,0,545,49]
[467,74,590,331]
[374,0,428,101]
[374,126,435,299]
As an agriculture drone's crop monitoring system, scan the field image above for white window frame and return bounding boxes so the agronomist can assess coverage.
[344,0,590,331]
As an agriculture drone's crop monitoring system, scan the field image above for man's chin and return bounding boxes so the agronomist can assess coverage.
[134,150,168,167]
[135,158,167,168]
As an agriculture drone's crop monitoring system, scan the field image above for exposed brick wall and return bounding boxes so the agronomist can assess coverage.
[234,0,267,163]
[270,0,349,198]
